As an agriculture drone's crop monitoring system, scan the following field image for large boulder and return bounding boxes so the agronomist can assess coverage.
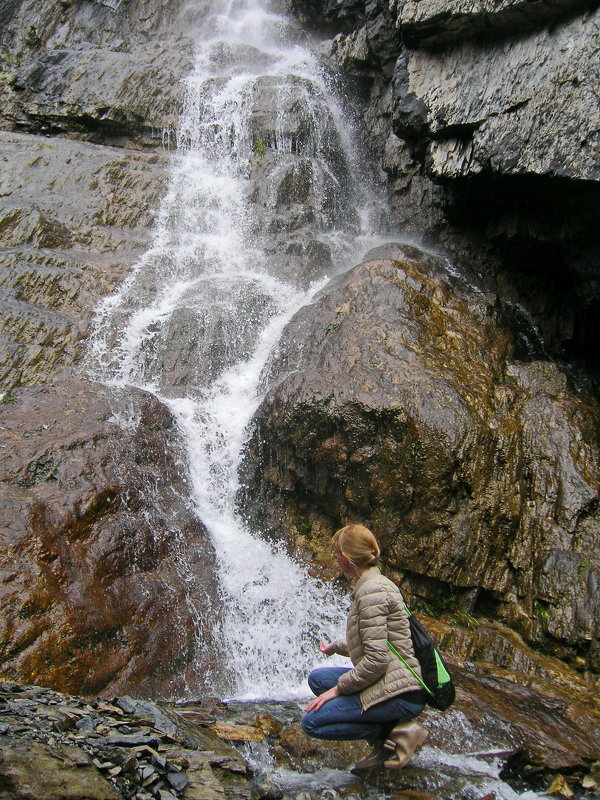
[0,380,221,697]
[239,245,600,673]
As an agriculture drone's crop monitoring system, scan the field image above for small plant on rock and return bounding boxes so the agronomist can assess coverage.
[254,138,267,156]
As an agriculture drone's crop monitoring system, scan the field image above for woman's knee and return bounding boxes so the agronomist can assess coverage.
[301,712,318,738]
[307,668,328,695]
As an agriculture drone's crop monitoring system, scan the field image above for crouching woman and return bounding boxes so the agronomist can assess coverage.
[301,524,429,770]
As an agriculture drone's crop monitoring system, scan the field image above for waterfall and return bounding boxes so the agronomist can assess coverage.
[88,0,386,698]
[83,5,557,795]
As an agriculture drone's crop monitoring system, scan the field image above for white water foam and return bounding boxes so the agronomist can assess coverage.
[163,276,350,698]
[88,0,380,699]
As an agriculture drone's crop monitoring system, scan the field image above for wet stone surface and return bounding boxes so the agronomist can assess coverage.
[0,677,599,800]
[0,381,220,698]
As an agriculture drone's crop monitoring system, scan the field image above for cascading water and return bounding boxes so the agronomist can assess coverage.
[89,0,387,699]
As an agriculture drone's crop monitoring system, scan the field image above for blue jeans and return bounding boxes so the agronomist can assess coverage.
[301,667,425,742]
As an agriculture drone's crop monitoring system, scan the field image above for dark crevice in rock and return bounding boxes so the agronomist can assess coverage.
[12,112,167,147]
[444,172,600,238]
[428,121,481,141]
[472,587,504,619]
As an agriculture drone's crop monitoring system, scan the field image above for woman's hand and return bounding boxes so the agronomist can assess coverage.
[305,685,340,712]
[319,642,336,656]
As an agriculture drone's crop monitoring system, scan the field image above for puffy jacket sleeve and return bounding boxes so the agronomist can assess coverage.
[331,639,350,657]
[336,586,389,695]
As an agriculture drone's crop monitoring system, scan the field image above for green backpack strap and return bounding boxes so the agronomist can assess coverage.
[387,640,433,697]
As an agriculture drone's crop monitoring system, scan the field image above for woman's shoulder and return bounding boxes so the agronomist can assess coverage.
[355,571,403,601]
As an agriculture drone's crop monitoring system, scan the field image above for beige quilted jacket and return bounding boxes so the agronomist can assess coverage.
[333,566,423,710]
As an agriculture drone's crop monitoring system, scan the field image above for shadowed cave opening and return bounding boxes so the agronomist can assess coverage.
[442,171,600,392]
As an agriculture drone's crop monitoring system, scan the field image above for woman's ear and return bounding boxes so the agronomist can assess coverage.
[337,551,353,574]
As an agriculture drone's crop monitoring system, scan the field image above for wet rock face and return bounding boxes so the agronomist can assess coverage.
[0,0,221,706]
[10,46,185,140]
[240,247,600,672]
[393,11,599,183]
[0,0,200,393]
[0,381,220,697]
[245,74,361,289]
[0,131,171,389]
[297,0,600,376]
[0,0,197,143]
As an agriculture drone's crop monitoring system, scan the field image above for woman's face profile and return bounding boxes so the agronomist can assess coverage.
[336,549,352,576]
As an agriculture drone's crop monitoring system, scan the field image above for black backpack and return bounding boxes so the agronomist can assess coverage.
[388,605,456,711]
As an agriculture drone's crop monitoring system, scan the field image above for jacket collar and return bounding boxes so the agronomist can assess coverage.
[352,565,381,596]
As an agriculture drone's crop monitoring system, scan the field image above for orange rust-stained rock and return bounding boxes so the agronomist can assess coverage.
[255,711,282,736]
[211,722,265,742]
[0,380,221,698]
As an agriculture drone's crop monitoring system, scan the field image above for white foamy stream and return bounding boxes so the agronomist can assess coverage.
[89,0,372,699]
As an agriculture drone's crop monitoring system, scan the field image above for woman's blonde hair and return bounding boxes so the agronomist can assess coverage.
[332,524,380,568]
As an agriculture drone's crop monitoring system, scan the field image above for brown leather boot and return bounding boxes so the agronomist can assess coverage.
[352,739,388,770]
[383,721,429,769]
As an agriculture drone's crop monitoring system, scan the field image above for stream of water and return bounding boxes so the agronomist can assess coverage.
[89,0,384,699]
[88,0,545,795]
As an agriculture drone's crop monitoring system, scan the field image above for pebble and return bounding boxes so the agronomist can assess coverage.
[248,776,283,800]
[166,772,188,792]
[115,696,137,715]
[152,754,167,771]
[166,753,189,770]
[76,716,96,731]
[98,702,124,716]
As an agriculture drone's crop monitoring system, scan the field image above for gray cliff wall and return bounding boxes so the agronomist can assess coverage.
[293,0,600,381]
[0,0,199,388]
